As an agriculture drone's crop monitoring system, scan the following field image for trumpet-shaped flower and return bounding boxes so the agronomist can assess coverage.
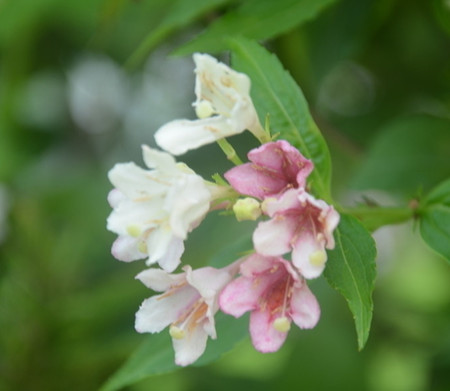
[253,188,340,279]
[224,140,313,199]
[107,145,211,272]
[135,264,237,366]
[154,53,267,155]
[219,254,320,353]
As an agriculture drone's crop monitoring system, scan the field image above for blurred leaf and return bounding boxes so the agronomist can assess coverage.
[100,312,249,391]
[420,178,450,262]
[126,0,231,69]
[351,115,450,196]
[229,37,332,199]
[324,214,377,350]
[175,0,338,55]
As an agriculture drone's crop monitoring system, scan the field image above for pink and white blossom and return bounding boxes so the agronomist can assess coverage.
[219,254,320,353]
[224,140,313,200]
[135,264,238,366]
[155,53,267,155]
[253,188,340,279]
[107,145,211,272]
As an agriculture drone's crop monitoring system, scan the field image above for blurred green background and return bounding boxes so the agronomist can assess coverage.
[0,0,449,390]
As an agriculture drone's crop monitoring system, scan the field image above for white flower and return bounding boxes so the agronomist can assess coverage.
[107,145,211,272]
[154,53,267,155]
[135,264,237,366]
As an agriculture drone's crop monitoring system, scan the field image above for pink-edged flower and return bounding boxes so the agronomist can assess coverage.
[107,145,211,272]
[224,140,313,200]
[135,264,238,366]
[253,188,340,279]
[219,254,320,353]
[154,53,267,155]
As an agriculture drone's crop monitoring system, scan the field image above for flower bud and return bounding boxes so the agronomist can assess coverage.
[233,197,261,222]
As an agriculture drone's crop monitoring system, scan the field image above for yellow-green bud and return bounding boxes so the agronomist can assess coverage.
[233,198,261,222]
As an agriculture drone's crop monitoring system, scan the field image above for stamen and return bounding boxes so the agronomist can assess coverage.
[273,316,291,333]
[309,250,327,266]
[195,100,214,118]
[169,325,186,339]
[137,241,147,253]
[126,224,142,237]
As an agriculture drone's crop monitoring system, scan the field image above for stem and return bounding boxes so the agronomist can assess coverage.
[249,122,271,144]
[342,205,415,231]
[217,138,243,165]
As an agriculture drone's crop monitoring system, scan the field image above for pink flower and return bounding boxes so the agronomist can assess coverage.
[135,264,237,366]
[253,188,340,279]
[224,140,313,199]
[219,254,320,353]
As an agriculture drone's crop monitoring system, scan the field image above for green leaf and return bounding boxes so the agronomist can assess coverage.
[229,37,332,200]
[324,214,377,350]
[419,178,450,262]
[175,0,338,55]
[351,115,450,196]
[126,0,231,69]
[100,312,248,391]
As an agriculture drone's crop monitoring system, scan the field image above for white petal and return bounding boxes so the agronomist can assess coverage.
[186,266,232,302]
[291,233,327,279]
[111,236,145,262]
[145,229,180,272]
[154,117,237,156]
[253,216,295,256]
[108,162,168,199]
[135,286,198,333]
[141,144,176,171]
[193,53,251,114]
[168,175,211,238]
[135,268,185,292]
[172,320,209,366]
[155,236,184,273]
[106,197,164,236]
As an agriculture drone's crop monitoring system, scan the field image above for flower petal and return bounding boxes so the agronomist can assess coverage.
[291,232,327,279]
[290,284,320,329]
[253,216,295,256]
[186,266,233,303]
[154,117,236,156]
[167,175,211,239]
[135,267,185,292]
[135,286,198,333]
[219,276,259,318]
[145,228,180,272]
[224,163,288,199]
[111,236,145,262]
[249,309,288,353]
[172,319,209,366]
[248,140,313,189]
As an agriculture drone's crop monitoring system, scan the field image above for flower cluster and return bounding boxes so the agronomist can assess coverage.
[106,54,339,366]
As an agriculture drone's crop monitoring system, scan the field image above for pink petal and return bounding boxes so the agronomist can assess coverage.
[289,284,320,329]
[248,140,313,188]
[291,233,327,279]
[249,309,288,353]
[219,277,260,317]
[224,163,290,199]
[253,216,295,256]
